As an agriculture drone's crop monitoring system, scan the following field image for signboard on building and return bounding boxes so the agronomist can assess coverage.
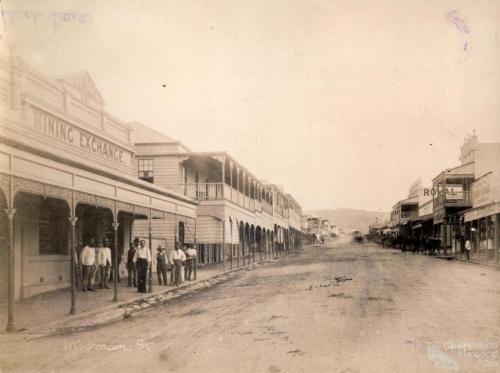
[28,106,133,168]
[464,201,500,222]
[443,184,464,201]
[424,184,463,200]
[472,173,497,208]
[419,200,433,217]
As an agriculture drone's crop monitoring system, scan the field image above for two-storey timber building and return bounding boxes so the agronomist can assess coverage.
[133,125,304,267]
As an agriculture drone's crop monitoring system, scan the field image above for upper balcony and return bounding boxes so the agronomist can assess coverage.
[431,163,474,209]
[175,182,263,212]
[432,189,473,208]
[176,153,275,214]
[391,197,418,224]
[400,210,419,219]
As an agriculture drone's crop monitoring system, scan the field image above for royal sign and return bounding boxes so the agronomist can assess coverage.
[424,185,464,200]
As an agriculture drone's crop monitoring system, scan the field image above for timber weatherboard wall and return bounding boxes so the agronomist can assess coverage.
[0,50,198,304]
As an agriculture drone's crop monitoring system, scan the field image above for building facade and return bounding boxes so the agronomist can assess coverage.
[133,129,304,267]
[0,48,307,332]
[373,132,500,267]
[0,51,197,331]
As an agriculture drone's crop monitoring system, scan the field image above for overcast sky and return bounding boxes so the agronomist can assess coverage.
[3,0,500,212]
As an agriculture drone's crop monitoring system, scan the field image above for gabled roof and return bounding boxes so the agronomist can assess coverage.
[128,122,188,150]
[56,71,105,104]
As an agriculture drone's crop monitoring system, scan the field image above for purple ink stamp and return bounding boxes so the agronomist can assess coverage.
[446,10,470,34]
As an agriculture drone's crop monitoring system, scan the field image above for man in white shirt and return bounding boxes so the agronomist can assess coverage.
[133,239,151,293]
[80,238,96,292]
[465,237,471,260]
[98,238,112,289]
[170,244,186,286]
[185,246,197,281]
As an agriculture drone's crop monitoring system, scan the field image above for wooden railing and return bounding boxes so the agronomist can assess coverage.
[176,183,270,213]
[180,183,224,200]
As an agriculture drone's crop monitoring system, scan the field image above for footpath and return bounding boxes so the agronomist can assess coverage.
[0,256,285,338]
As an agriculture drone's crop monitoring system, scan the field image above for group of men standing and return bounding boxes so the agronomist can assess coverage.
[80,238,113,292]
[80,237,198,294]
[126,238,198,292]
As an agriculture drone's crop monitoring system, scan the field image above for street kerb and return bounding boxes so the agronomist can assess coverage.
[21,255,287,338]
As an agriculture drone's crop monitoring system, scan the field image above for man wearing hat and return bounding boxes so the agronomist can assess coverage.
[127,240,138,287]
[133,239,151,293]
[156,245,168,285]
[98,238,112,289]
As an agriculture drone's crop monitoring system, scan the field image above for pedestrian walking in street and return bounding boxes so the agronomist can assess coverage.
[185,245,197,281]
[170,244,186,286]
[465,237,471,260]
[133,239,151,293]
[98,238,112,289]
[127,241,138,287]
[156,246,168,285]
[80,238,96,292]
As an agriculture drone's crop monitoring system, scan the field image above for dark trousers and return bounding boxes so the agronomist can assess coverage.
[186,259,195,280]
[136,258,148,293]
[81,265,93,290]
[127,263,137,286]
[466,250,471,260]
[157,263,167,285]
[100,265,110,288]
[173,259,182,286]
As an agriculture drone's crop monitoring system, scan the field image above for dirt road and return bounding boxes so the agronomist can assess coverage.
[1,237,499,372]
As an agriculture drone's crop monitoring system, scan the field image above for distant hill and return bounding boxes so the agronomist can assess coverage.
[312,209,390,234]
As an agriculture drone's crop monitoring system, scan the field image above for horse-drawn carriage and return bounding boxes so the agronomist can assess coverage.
[381,235,442,256]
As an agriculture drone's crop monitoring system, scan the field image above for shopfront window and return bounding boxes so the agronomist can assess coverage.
[138,159,154,183]
[39,198,69,255]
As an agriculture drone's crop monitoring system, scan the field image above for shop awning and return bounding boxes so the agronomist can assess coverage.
[464,202,500,222]
[417,213,434,222]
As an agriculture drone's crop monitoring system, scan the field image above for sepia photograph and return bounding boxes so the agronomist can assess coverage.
[0,0,499,372]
